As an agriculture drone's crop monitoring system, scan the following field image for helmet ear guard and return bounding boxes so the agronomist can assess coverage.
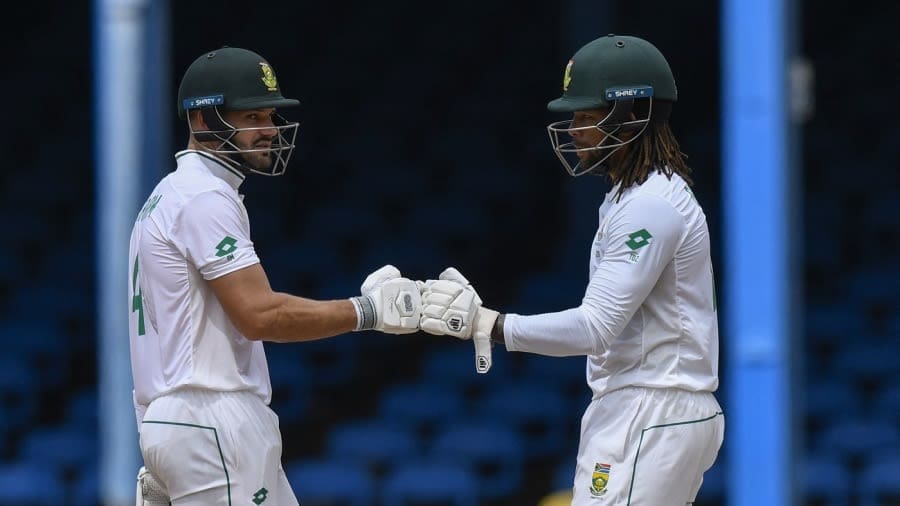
[195,108,235,144]
[599,98,637,133]
[633,98,672,124]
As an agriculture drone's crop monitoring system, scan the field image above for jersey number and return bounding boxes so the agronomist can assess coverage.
[132,256,145,336]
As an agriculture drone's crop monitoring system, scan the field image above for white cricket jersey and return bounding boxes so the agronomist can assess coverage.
[128,150,271,425]
[505,170,719,398]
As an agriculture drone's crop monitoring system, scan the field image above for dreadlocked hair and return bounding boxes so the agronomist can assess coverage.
[610,119,692,202]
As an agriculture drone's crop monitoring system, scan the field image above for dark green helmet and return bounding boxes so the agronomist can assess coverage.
[546,35,676,177]
[178,47,299,118]
[177,47,300,176]
[547,34,676,113]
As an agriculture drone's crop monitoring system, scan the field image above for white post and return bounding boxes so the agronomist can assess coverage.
[94,0,150,503]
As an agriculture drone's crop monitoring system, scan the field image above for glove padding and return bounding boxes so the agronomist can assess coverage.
[420,267,497,373]
[352,265,422,334]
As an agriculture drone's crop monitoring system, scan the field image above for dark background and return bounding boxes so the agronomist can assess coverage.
[1,0,898,504]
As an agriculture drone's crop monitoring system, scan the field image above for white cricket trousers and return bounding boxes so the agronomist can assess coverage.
[139,388,298,505]
[571,387,724,505]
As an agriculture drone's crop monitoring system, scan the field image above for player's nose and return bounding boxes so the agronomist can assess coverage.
[259,123,277,138]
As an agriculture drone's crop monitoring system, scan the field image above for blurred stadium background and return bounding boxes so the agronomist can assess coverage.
[1,0,898,504]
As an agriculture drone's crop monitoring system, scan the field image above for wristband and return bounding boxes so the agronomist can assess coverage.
[490,313,505,344]
[350,295,376,331]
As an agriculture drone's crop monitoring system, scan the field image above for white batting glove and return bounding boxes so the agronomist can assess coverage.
[420,267,497,373]
[351,265,422,334]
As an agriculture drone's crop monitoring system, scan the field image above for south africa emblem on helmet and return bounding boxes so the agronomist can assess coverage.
[259,62,278,91]
[590,462,611,497]
[563,59,574,91]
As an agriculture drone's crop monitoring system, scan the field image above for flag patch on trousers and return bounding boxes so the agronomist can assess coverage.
[591,462,611,496]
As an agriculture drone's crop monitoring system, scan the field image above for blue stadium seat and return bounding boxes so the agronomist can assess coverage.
[441,158,530,203]
[41,244,94,291]
[518,354,589,400]
[803,379,862,424]
[2,212,50,247]
[19,425,97,474]
[381,459,478,506]
[817,418,900,465]
[377,383,466,436]
[302,202,387,243]
[552,458,575,491]
[9,282,89,327]
[0,250,25,287]
[803,199,843,270]
[0,406,8,455]
[476,380,572,458]
[805,303,867,340]
[859,453,900,506]
[285,458,375,506]
[426,131,503,175]
[694,459,725,504]
[0,356,40,430]
[292,336,358,388]
[264,347,310,424]
[0,316,71,389]
[407,199,486,240]
[856,192,900,230]
[65,388,98,432]
[803,453,851,506]
[0,318,68,365]
[325,420,420,474]
[73,465,99,505]
[511,273,582,315]
[0,463,66,505]
[314,274,360,300]
[0,317,70,392]
[359,240,451,281]
[429,419,525,500]
[846,269,900,306]
[419,345,511,394]
[832,345,900,384]
[264,241,341,283]
[874,383,900,423]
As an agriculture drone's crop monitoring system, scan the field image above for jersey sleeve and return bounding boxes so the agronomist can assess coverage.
[505,193,684,356]
[581,193,684,349]
[172,189,260,280]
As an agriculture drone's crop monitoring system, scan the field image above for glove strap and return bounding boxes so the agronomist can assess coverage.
[350,295,376,331]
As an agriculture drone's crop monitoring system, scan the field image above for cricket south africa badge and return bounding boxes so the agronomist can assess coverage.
[590,462,611,497]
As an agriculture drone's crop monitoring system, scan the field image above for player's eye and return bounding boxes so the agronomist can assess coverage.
[572,115,593,127]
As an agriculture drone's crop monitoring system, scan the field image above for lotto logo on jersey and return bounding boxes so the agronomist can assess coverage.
[252,487,268,504]
[590,462,611,497]
[215,236,238,260]
[625,229,652,250]
[625,229,653,263]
